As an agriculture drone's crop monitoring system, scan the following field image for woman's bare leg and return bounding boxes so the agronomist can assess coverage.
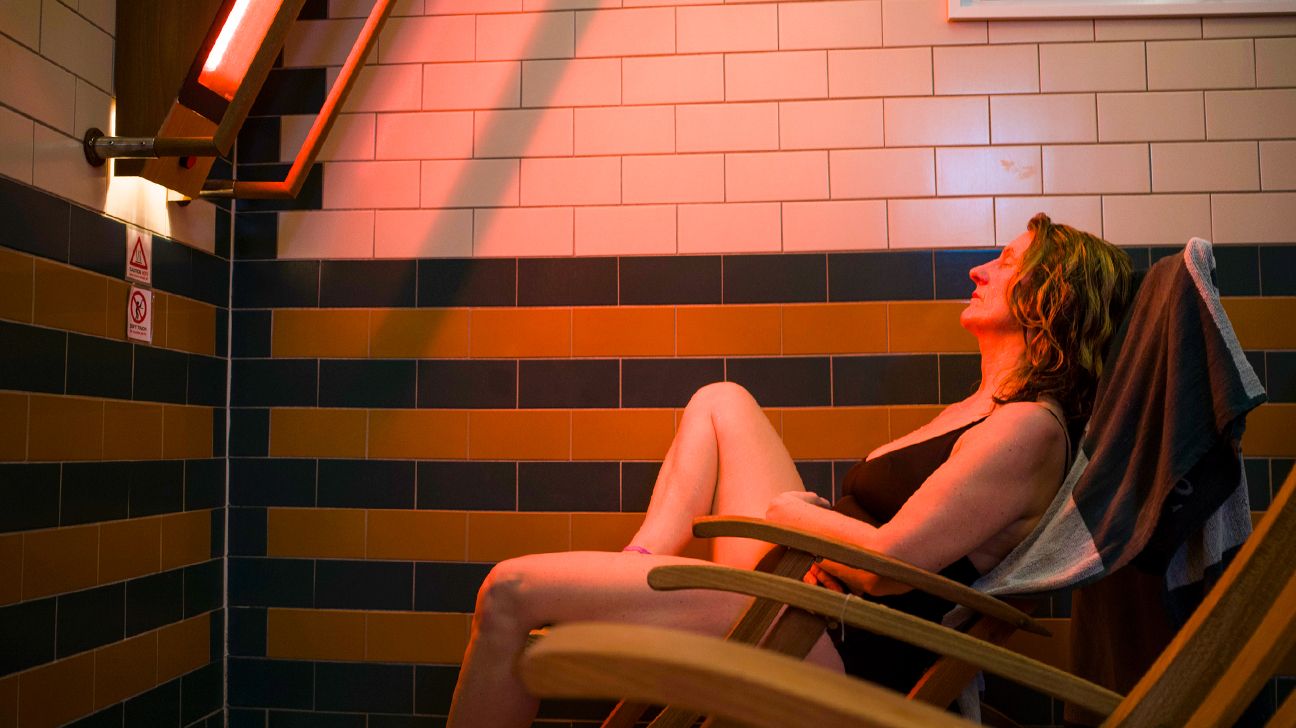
[446,551,843,728]
[448,382,822,727]
[628,382,806,568]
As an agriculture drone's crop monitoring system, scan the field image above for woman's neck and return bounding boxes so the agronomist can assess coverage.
[971,330,1028,407]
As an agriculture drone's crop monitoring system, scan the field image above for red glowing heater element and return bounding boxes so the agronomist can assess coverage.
[197,0,285,101]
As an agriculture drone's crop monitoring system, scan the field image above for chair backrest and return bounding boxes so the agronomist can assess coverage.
[1101,466,1296,728]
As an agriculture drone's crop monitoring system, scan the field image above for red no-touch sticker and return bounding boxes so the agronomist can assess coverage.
[127,286,152,343]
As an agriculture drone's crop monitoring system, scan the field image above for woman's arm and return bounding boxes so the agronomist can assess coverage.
[766,402,1066,596]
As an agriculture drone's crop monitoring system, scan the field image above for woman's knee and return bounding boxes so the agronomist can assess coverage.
[473,559,535,636]
[689,381,759,413]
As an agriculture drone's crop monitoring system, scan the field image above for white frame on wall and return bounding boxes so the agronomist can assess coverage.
[949,0,1296,19]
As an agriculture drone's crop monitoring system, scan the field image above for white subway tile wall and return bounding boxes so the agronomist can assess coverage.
[279,210,378,259]
[1261,141,1296,191]
[0,105,35,184]
[1093,18,1200,41]
[285,113,379,162]
[1,0,1294,257]
[0,0,42,49]
[1096,91,1205,142]
[1146,39,1255,90]
[575,204,677,254]
[677,102,780,152]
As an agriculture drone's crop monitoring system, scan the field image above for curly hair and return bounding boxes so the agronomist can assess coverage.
[993,213,1134,428]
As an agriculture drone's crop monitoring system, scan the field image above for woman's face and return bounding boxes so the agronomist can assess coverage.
[960,230,1032,335]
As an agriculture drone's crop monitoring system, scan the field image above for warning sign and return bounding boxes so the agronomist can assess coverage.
[127,286,153,343]
[126,227,152,285]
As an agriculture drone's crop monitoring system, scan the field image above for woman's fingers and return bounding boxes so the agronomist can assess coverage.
[784,491,831,507]
[806,563,847,593]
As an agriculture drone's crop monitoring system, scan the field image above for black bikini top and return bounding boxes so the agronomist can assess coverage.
[833,404,1071,526]
[833,417,988,525]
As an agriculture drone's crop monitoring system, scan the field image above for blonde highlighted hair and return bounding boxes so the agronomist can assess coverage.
[994,213,1134,427]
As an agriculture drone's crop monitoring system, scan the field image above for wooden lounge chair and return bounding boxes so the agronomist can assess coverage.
[521,465,1296,727]
[587,517,1055,728]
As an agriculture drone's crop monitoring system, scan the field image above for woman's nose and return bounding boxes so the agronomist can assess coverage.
[968,264,988,284]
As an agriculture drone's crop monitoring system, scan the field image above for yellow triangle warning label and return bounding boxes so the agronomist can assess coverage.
[130,236,149,270]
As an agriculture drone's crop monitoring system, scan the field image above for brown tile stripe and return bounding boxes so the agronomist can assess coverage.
[573,308,675,357]
[8,613,209,728]
[263,403,1296,461]
[0,246,34,324]
[0,393,212,463]
[266,609,469,664]
[261,610,1184,682]
[5,511,212,601]
[264,298,1295,359]
[0,254,219,356]
[0,534,19,606]
[263,508,483,562]
[0,672,15,728]
[1223,297,1296,350]
[1245,404,1296,458]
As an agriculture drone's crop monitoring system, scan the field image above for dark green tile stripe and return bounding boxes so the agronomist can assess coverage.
[0,460,223,534]
[228,354,979,409]
[0,559,222,678]
[227,558,488,616]
[0,178,230,303]
[227,243,1292,309]
[0,320,226,406]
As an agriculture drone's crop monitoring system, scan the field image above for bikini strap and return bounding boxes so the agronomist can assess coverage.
[1036,402,1072,473]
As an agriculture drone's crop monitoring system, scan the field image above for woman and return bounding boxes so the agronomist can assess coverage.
[447,214,1133,726]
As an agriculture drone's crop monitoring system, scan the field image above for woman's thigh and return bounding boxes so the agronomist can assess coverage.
[701,384,809,568]
[491,550,843,671]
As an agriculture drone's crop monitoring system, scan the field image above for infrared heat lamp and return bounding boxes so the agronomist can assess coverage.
[84,0,395,200]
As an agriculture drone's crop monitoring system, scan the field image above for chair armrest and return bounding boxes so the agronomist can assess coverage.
[693,515,1047,636]
[648,564,1123,717]
[521,622,979,728]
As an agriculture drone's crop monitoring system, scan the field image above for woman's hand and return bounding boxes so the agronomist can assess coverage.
[764,490,831,527]
[804,561,847,593]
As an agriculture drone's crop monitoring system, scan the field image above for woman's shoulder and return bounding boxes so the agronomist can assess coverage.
[960,399,1068,464]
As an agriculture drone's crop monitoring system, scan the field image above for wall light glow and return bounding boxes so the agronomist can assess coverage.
[103,102,174,240]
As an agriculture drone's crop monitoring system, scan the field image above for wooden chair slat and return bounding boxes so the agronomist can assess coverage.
[694,516,1046,636]
[524,622,980,728]
[648,563,1122,715]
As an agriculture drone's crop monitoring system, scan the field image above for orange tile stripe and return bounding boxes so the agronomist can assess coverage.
[263,402,1294,462]
[264,405,952,461]
[266,609,470,664]
[264,297,1296,360]
[7,613,210,728]
[1245,403,1296,458]
[2,510,212,603]
[0,250,219,357]
[0,393,212,463]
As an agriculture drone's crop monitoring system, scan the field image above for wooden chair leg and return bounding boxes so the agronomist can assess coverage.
[908,616,1020,708]
[600,701,651,728]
